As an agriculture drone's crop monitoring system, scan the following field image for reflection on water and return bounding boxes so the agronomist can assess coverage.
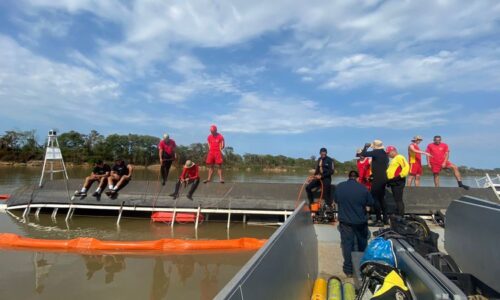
[0,212,274,300]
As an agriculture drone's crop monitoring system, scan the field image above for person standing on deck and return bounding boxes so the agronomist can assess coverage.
[203,125,225,184]
[334,170,374,277]
[407,136,431,187]
[361,140,389,226]
[158,133,177,185]
[306,148,335,208]
[356,148,372,190]
[426,136,470,190]
[169,160,200,200]
[386,146,410,216]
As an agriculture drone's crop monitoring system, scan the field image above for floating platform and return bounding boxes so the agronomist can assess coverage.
[5,179,499,219]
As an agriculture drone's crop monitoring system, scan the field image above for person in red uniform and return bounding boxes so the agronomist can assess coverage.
[356,148,372,190]
[169,160,200,200]
[407,135,431,187]
[158,133,177,185]
[426,135,469,190]
[204,125,225,183]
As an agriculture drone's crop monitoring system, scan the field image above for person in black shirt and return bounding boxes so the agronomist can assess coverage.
[334,170,374,276]
[74,160,111,197]
[106,159,133,199]
[306,148,335,208]
[360,140,389,226]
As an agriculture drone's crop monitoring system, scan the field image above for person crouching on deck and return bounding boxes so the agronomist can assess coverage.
[74,159,111,198]
[106,159,133,199]
[306,147,334,209]
[386,146,410,216]
[170,160,200,200]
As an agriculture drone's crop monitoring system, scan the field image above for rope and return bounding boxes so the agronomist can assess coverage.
[295,175,324,209]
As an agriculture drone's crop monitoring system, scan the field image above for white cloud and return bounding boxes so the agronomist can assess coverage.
[214,95,455,134]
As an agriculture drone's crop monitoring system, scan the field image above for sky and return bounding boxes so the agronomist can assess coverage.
[0,0,499,168]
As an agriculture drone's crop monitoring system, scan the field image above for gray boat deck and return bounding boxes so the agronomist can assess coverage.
[6,179,498,214]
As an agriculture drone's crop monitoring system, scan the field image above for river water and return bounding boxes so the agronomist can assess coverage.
[0,167,480,299]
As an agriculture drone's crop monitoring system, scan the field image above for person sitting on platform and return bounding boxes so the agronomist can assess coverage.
[106,159,133,199]
[169,160,200,200]
[334,170,374,277]
[74,160,111,198]
[306,147,335,209]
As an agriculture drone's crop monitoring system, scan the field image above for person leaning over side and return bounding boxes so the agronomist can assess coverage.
[158,133,177,185]
[169,160,200,200]
[334,170,374,277]
[360,140,389,226]
[203,125,225,184]
[74,159,111,198]
[386,146,410,216]
[306,147,335,209]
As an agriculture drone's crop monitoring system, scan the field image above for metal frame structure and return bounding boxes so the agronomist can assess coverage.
[475,173,500,200]
[39,130,69,187]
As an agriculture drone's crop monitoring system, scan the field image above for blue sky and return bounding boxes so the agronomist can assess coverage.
[0,0,499,168]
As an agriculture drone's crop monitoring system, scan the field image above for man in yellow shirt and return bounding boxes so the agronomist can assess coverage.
[386,146,410,216]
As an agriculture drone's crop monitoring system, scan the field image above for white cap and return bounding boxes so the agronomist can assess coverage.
[163,133,169,140]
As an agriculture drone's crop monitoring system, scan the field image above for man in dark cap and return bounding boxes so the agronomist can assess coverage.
[306,147,335,208]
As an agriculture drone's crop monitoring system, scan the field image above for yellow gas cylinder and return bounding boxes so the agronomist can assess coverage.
[342,282,356,300]
[311,278,328,300]
[327,276,342,300]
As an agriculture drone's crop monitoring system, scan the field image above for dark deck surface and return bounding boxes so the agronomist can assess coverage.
[6,179,498,213]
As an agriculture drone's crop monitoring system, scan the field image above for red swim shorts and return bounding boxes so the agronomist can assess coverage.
[206,151,223,165]
[409,162,423,176]
[431,161,452,174]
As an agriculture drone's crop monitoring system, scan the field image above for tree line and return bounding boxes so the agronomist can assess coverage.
[0,129,497,175]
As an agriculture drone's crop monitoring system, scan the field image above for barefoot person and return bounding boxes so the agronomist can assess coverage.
[169,160,200,200]
[426,135,469,190]
[106,159,133,198]
[158,133,177,185]
[74,160,111,198]
[407,135,431,187]
[386,146,410,216]
[204,125,225,183]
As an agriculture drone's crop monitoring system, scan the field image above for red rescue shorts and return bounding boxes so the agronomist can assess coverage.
[206,151,223,165]
[431,161,452,174]
[409,162,423,176]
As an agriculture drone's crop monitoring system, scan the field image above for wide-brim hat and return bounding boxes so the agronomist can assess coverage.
[411,135,423,142]
[184,160,195,168]
[372,140,384,149]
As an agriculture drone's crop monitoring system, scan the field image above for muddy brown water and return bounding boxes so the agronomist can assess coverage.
[0,167,477,299]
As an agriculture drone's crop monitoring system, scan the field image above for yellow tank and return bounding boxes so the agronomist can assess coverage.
[327,277,342,300]
[311,278,328,300]
[342,282,356,300]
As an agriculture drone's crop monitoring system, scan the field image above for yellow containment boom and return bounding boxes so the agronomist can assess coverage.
[311,278,328,300]
[0,233,266,254]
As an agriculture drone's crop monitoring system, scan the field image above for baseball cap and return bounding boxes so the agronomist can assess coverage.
[386,146,397,154]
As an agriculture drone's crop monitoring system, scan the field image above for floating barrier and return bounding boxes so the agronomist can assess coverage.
[311,278,328,300]
[151,212,204,223]
[0,233,266,253]
[0,194,10,200]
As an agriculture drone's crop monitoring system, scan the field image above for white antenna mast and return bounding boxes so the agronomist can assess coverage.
[39,129,69,187]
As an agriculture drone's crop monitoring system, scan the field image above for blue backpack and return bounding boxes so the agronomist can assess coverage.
[360,237,397,269]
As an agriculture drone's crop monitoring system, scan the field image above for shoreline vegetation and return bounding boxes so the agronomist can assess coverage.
[1,129,498,176]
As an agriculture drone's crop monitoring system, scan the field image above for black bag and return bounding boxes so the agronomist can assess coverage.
[426,252,461,273]
[389,215,439,256]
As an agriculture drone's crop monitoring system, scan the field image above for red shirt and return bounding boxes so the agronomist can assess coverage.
[180,165,199,180]
[158,139,176,156]
[357,158,371,180]
[207,133,224,153]
[426,143,449,165]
